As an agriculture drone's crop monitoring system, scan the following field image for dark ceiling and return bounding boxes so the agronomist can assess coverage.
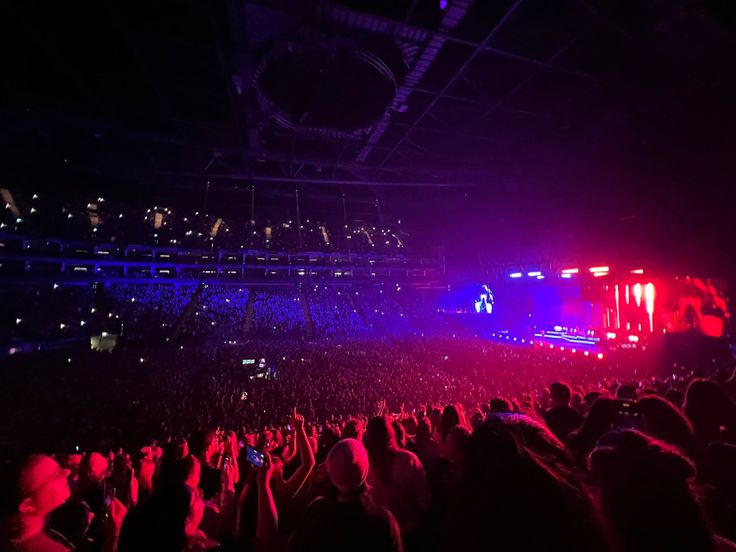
[1,0,735,268]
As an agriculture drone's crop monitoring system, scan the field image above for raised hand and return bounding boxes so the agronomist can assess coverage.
[257,450,274,487]
[104,497,127,540]
[220,460,236,493]
[290,407,305,430]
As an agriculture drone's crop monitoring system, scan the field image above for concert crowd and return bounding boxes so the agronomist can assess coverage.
[2,327,736,551]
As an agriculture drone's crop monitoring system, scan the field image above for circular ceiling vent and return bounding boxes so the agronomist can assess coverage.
[254,39,397,138]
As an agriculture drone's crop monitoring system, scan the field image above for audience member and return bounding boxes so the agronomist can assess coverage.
[543,382,584,442]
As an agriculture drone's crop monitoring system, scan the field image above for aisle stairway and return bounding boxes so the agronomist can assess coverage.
[347,290,367,328]
[93,283,111,332]
[171,283,204,341]
[243,288,255,333]
[299,289,315,338]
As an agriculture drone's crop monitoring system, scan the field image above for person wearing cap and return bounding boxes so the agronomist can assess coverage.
[290,439,402,552]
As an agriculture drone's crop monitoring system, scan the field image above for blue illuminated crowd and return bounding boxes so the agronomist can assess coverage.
[308,287,367,336]
[251,291,303,336]
[186,287,251,337]
[107,284,197,339]
[1,283,438,345]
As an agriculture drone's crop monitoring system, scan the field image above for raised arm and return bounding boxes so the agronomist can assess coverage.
[255,451,279,549]
[281,426,299,465]
[277,409,315,504]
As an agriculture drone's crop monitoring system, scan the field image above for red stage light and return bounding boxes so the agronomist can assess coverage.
[614,284,621,329]
[634,283,642,307]
[583,351,590,356]
[645,283,655,332]
[597,353,604,359]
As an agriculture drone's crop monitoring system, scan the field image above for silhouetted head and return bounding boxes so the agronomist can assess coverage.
[489,397,512,413]
[638,395,695,454]
[590,429,713,552]
[616,384,638,401]
[416,417,432,441]
[341,418,364,441]
[364,416,398,456]
[438,404,462,441]
[684,379,736,444]
[549,382,572,406]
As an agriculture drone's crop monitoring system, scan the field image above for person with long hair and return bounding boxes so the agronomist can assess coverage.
[638,395,697,456]
[446,413,609,551]
[590,429,735,552]
[364,416,430,536]
[684,379,736,448]
[567,398,617,467]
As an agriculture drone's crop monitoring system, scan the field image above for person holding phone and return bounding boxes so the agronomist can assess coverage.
[253,449,279,548]
[108,453,138,510]
[543,382,584,442]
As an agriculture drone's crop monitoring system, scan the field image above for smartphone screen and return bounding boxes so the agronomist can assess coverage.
[245,446,264,468]
[613,400,641,430]
[103,484,116,508]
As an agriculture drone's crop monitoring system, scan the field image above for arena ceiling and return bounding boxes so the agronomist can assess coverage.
[1,1,736,268]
